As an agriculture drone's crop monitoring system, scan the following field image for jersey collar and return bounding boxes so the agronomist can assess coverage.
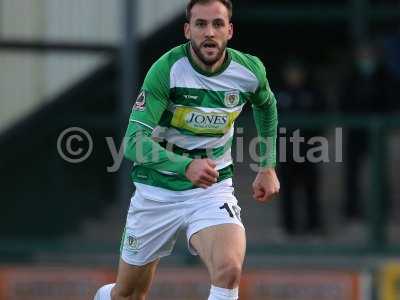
[185,42,231,77]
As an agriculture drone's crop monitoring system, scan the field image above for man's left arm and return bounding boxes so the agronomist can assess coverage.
[250,58,280,202]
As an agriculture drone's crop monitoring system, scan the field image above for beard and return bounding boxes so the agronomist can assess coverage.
[190,40,227,66]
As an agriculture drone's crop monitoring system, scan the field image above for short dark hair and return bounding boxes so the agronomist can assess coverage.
[186,0,233,22]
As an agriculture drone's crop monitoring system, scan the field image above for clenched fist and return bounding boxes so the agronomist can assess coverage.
[185,159,219,189]
[252,168,280,202]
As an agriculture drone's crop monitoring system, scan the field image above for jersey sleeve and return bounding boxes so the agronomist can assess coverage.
[130,56,170,129]
[249,57,276,107]
[250,57,278,168]
[253,100,278,168]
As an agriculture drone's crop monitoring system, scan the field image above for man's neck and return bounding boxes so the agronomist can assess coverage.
[189,45,226,74]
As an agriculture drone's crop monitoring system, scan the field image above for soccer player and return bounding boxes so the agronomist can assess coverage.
[94,0,279,299]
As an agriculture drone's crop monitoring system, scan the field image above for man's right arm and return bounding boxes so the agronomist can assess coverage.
[123,56,218,186]
[123,56,193,177]
[124,108,219,187]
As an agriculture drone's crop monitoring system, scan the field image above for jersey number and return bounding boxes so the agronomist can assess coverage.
[219,203,241,221]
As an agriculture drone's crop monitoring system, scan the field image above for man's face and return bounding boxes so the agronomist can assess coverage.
[184,1,233,66]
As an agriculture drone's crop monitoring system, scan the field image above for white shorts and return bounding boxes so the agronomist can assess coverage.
[120,179,244,266]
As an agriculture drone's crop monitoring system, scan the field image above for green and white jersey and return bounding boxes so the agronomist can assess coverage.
[126,43,276,194]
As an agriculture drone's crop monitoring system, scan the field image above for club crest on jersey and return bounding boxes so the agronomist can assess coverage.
[224,90,240,108]
[133,91,146,111]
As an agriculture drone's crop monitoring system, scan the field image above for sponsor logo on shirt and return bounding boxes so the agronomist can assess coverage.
[171,107,240,135]
[224,90,240,108]
[185,112,228,130]
[133,91,146,111]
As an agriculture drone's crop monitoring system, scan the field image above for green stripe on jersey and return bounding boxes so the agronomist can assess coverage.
[158,137,232,160]
[170,87,250,108]
[132,165,233,191]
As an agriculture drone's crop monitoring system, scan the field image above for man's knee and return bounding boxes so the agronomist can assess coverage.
[111,285,148,300]
[111,285,131,300]
[212,259,242,288]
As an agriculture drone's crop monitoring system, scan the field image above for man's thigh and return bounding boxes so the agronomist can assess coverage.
[121,192,185,266]
[189,223,246,276]
[113,258,159,297]
[185,181,246,271]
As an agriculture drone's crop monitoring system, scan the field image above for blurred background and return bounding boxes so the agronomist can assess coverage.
[0,0,399,299]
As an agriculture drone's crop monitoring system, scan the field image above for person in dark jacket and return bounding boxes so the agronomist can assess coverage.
[277,60,325,235]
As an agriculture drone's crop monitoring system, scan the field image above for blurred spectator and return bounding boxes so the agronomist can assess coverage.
[277,60,325,236]
[339,41,398,221]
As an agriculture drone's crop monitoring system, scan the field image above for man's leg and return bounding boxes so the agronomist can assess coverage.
[94,258,159,300]
[94,190,186,300]
[190,224,246,300]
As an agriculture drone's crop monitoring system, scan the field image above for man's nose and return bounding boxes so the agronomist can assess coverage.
[205,24,215,37]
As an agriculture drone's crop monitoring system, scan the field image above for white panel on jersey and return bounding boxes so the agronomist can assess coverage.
[153,126,234,150]
[134,178,234,202]
[170,58,259,93]
[168,103,245,114]
[213,148,233,170]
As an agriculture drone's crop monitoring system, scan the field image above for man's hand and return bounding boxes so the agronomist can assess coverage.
[252,168,280,202]
[185,159,219,189]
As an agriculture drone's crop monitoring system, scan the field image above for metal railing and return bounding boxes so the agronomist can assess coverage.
[248,113,400,256]
[0,114,399,262]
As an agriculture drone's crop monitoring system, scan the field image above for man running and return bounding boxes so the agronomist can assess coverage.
[94,1,279,299]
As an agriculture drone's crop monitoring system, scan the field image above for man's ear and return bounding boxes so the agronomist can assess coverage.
[184,22,190,40]
[228,22,233,40]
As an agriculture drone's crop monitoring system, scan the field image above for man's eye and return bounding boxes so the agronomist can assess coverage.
[196,23,206,27]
